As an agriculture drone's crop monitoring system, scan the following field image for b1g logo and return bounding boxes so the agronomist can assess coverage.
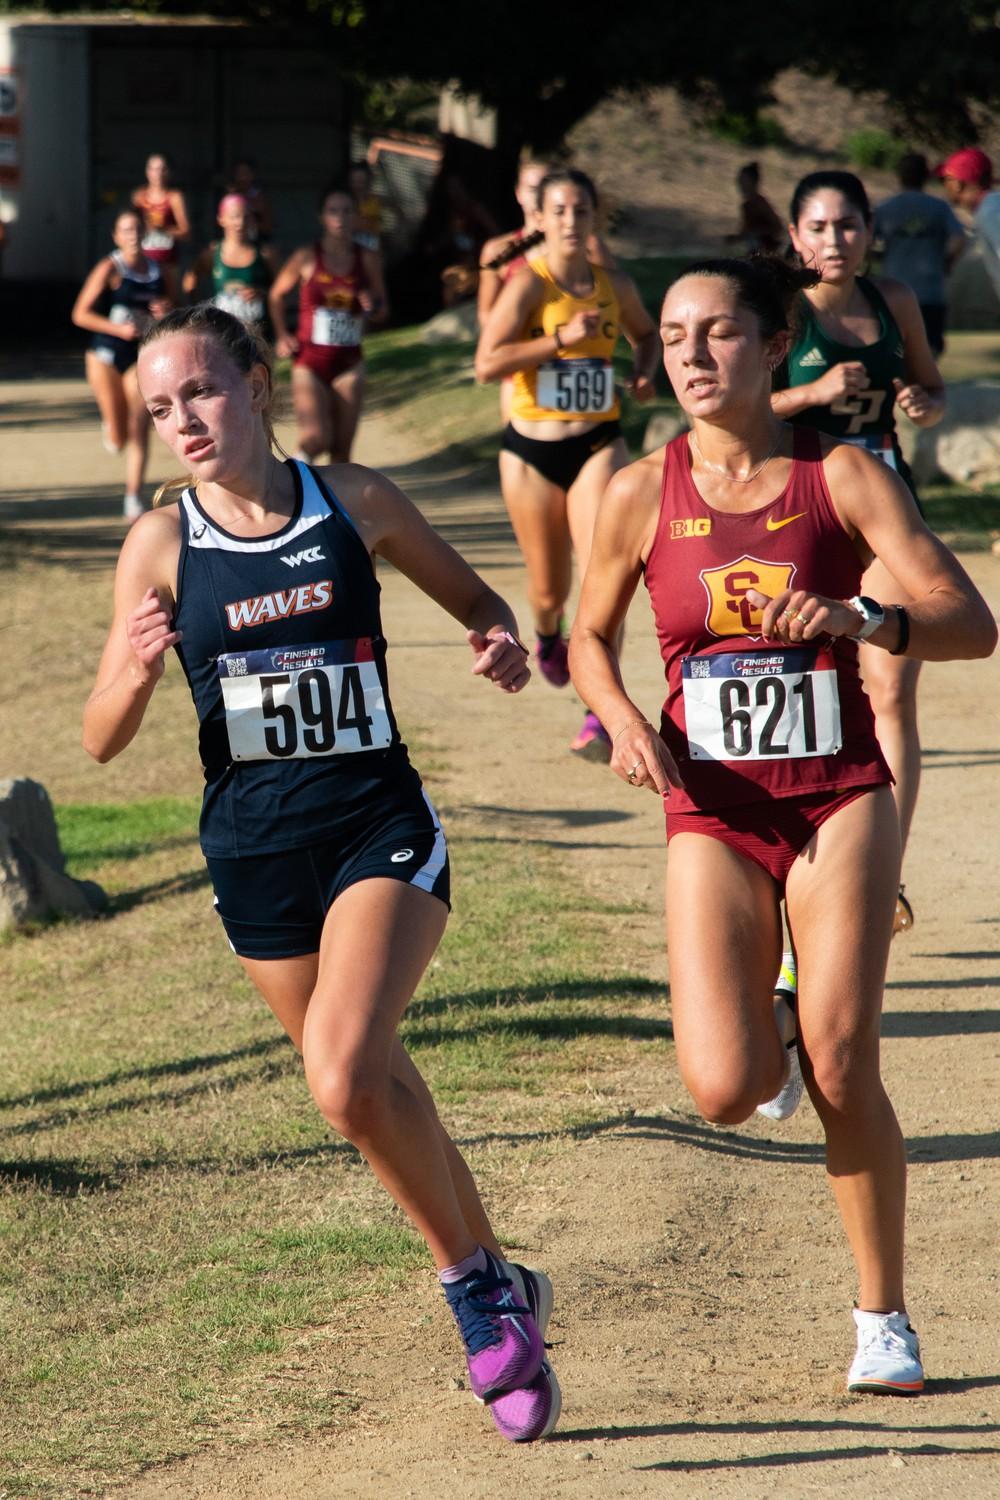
[700,555,796,637]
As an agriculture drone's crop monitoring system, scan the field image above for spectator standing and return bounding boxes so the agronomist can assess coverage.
[936,148,1000,306]
[874,153,966,354]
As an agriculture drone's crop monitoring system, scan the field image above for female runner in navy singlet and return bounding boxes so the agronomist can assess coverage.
[82,304,559,1445]
[72,207,171,522]
[569,256,995,1395]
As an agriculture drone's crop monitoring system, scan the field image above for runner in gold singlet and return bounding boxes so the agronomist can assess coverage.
[476,169,659,759]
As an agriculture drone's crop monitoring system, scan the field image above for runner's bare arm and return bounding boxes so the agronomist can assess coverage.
[268,248,311,347]
[360,247,389,326]
[614,272,660,398]
[813,444,996,659]
[181,245,213,298]
[880,278,945,427]
[321,466,530,692]
[170,190,191,242]
[570,459,683,791]
[475,268,556,382]
[71,259,122,339]
[476,234,511,324]
[83,510,183,762]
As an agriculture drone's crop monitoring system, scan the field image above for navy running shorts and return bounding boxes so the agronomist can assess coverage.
[206,792,450,959]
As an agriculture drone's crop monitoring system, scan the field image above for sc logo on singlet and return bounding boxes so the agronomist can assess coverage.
[700,555,796,637]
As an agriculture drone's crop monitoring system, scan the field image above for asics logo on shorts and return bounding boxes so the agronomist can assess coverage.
[390,848,414,863]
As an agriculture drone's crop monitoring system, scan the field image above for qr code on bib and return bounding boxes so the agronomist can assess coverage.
[689,660,711,679]
[228,657,249,676]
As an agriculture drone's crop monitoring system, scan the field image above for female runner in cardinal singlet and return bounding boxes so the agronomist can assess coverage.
[773,171,946,932]
[569,254,995,1397]
[269,183,387,465]
[131,152,190,304]
[476,169,658,759]
[83,303,560,1445]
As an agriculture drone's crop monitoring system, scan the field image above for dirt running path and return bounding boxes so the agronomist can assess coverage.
[3,378,999,1500]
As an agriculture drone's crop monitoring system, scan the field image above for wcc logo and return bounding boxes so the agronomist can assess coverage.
[281,546,325,569]
[700,555,796,638]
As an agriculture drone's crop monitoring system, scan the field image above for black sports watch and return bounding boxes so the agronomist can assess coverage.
[848,595,886,640]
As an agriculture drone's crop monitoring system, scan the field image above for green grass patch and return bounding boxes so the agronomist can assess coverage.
[921,484,1000,548]
[0,790,667,1496]
[56,796,200,875]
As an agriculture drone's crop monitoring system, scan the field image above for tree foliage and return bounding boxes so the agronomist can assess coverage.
[5,0,999,146]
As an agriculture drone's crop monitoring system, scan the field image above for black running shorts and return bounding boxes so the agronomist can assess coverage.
[206,791,449,959]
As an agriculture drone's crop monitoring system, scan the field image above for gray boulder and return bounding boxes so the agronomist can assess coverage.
[898,381,1000,490]
[421,300,480,344]
[0,778,106,932]
[642,409,689,454]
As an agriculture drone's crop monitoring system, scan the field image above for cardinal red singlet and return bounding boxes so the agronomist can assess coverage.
[643,427,890,816]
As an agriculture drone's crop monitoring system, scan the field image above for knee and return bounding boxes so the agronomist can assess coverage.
[867,671,918,723]
[807,1037,880,1117]
[530,581,567,615]
[308,1063,388,1142]
[683,1068,760,1126]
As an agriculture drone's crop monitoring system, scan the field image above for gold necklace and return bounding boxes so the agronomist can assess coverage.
[690,429,784,484]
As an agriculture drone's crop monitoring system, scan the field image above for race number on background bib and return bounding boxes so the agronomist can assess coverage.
[536,358,614,415]
[311,308,363,347]
[215,289,265,324]
[218,640,391,761]
[142,228,174,253]
[840,431,899,470]
[682,645,842,761]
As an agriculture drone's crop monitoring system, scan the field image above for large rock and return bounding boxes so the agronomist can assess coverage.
[642,409,689,453]
[0,778,106,932]
[897,381,1000,490]
[421,299,480,344]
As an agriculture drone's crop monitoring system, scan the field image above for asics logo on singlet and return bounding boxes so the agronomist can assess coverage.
[390,848,414,863]
[798,347,827,368]
[280,546,326,569]
[224,579,333,631]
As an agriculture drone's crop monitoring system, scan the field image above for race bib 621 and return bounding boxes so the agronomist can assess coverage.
[682,645,842,761]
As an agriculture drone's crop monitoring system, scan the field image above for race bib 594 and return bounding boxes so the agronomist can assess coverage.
[218,639,391,761]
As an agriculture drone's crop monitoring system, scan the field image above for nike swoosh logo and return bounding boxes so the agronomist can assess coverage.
[766,512,807,532]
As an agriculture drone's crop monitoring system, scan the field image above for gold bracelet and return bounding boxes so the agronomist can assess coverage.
[613,718,651,743]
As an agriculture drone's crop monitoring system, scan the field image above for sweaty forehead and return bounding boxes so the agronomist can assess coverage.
[138,333,235,394]
[661,276,743,324]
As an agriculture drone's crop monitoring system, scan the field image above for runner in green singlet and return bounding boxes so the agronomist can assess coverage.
[183,194,277,328]
[773,171,945,933]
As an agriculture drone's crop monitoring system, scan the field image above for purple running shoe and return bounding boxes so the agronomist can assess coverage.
[535,631,570,688]
[443,1249,544,1401]
[489,1359,562,1441]
[570,710,612,762]
[488,1262,561,1441]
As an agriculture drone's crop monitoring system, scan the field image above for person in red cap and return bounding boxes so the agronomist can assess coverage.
[937,148,1000,302]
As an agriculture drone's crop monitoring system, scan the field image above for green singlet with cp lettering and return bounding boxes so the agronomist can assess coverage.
[781,277,905,442]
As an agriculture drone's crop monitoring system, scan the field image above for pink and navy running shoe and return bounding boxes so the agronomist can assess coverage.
[488,1261,561,1442]
[443,1249,544,1401]
[570,710,612,762]
[535,630,570,688]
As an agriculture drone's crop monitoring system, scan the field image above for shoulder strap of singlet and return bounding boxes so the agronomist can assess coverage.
[301,463,376,577]
[856,276,897,339]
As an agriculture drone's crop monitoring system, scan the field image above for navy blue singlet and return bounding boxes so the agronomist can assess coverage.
[173,459,421,858]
